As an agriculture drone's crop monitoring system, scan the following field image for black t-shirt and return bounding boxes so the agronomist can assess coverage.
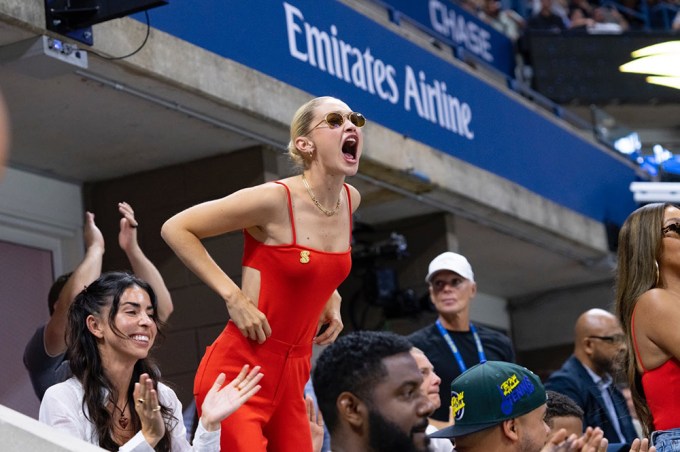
[408,323,515,421]
[23,325,71,400]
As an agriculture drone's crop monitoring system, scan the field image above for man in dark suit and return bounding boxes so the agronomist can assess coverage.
[546,308,638,445]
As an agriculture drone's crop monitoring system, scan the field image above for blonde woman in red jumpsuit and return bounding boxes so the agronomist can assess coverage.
[162,96,364,451]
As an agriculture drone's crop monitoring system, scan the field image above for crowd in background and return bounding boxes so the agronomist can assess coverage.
[459,0,679,39]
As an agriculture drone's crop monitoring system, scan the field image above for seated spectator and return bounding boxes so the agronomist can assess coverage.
[589,6,629,33]
[546,390,584,437]
[567,7,596,31]
[674,10,680,30]
[545,308,638,445]
[479,0,526,42]
[410,347,454,452]
[24,203,174,400]
[569,0,595,19]
[528,0,567,31]
[459,0,483,15]
[39,271,263,450]
[546,390,648,452]
[429,360,608,452]
[312,330,435,452]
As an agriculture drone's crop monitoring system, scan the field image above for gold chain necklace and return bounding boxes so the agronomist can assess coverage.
[301,173,341,217]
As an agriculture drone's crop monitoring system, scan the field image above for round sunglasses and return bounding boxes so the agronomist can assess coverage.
[312,111,366,130]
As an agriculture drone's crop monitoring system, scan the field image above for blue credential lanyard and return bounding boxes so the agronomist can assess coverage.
[435,319,487,373]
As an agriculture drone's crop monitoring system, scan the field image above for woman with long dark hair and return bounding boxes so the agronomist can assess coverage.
[615,202,680,450]
[40,271,263,451]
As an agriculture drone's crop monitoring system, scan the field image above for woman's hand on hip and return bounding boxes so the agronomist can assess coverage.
[226,292,272,343]
[314,291,343,346]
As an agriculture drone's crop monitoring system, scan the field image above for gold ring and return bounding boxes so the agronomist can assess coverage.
[152,406,161,412]
[137,398,145,404]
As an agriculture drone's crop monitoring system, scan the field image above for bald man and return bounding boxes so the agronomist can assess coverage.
[545,308,637,445]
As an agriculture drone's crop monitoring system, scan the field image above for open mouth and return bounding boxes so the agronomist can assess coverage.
[342,136,358,161]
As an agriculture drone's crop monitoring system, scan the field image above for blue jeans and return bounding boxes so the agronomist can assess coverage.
[652,428,680,452]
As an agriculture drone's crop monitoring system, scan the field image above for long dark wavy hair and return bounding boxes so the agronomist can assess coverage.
[67,271,176,451]
[615,202,672,436]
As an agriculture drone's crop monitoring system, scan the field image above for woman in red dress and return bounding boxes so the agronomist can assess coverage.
[162,96,364,451]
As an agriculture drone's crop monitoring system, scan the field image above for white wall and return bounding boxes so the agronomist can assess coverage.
[0,167,84,418]
[471,291,511,332]
[510,280,615,351]
[0,167,85,275]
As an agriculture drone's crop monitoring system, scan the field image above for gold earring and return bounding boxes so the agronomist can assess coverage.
[655,260,660,286]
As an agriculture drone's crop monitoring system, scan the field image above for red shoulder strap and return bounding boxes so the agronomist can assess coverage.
[344,183,353,243]
[274,181,296,245]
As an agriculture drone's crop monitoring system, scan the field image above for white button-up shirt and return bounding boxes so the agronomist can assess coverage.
[40,377,220,452]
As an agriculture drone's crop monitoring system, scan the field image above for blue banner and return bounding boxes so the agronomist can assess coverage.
[142,0,639,225]
[379,0,516,77]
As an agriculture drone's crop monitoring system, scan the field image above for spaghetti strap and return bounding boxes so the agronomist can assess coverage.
[631,303,647,372]
[344,183,353,244]
[274,181,297,245]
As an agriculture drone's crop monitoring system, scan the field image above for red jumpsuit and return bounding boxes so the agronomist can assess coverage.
[194,181,352,451]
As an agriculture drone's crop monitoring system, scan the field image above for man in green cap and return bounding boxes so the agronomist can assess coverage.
[430,361,614,452]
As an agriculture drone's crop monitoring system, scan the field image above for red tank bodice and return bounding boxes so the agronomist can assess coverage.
[632,307,680,430]
[242,181,352,344]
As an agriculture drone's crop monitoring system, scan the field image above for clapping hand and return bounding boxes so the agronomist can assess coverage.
[133,373,165,448]
[200,365,264,431]
[118,202,139,252]
[542,427,607,452]
[306,394,325,452]
[83,211,105,252]
[630,438,656,452]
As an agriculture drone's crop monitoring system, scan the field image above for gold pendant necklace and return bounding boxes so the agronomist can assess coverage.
[301,173,341,217]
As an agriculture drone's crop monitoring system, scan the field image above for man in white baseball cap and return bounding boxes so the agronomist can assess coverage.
[408,251,515,428]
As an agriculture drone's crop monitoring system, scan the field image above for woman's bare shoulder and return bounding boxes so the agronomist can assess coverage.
[345,183,361,212]
[235,181,288,206]
[635,288,680,325]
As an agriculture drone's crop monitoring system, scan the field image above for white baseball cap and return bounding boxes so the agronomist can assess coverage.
[425,252,474,283]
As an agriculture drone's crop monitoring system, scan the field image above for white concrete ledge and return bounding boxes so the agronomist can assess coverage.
[0,404,104,451]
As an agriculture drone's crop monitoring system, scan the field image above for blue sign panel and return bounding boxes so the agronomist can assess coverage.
[142,0,638,225]
[379,0,516,77]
